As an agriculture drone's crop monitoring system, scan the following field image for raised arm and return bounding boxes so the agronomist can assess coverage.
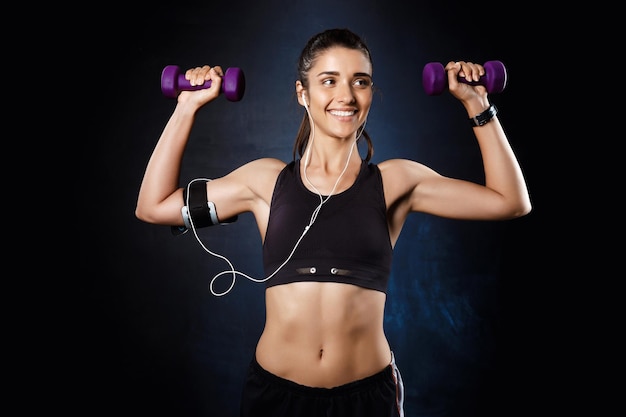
[439,60,531,219]
[383,61,531,238]
[135,65,225,226]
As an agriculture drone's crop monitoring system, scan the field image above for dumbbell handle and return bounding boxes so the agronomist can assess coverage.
[161,65,246,102]
[422,60,507,96]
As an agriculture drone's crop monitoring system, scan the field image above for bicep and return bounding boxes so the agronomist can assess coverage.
[204,158,285,222]
[204,175,254,221]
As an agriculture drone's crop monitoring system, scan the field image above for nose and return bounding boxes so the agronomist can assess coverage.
[336,81,356,104]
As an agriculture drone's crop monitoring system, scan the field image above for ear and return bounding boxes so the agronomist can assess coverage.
[295,81,306,107]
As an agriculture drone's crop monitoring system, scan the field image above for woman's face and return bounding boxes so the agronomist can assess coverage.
[300,46,373,141]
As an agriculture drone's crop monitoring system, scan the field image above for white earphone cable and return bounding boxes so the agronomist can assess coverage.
[188,97,365,296]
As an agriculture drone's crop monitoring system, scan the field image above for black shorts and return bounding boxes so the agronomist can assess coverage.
[240,353,404,417]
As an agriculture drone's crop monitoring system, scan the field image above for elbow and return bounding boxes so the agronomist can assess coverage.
[135,201,182,226]
[506,198,533,220]
[135,205,158,224]
[135,192,184,226]
[518,193,533,217]
[520,201,533,217]
[135,206,149,223]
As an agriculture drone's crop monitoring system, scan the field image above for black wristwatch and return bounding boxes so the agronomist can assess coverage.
[469,104,498,127]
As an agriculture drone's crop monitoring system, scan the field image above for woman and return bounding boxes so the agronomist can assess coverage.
[136,28,531,417]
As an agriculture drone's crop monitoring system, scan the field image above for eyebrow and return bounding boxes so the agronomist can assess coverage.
[316,71,372,78]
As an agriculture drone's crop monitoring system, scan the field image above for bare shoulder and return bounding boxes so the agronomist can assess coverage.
[225,157,287,200]
[206,158,287,219]
[378,158,438,202]
[378,158,417,173]
[235,157,287,181]
[378,158,434,182]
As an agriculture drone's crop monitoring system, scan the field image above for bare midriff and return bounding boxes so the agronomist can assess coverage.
[255,281,391,388]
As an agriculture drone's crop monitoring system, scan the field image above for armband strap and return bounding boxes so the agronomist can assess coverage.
[188,179,213,228]
[171,179,238,236]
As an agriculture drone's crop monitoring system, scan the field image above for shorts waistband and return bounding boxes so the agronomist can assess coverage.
[250,355,395,397]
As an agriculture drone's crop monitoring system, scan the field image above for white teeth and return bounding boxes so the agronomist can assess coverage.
[330,110,355,116]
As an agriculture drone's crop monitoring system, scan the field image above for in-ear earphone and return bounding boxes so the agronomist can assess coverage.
[302,92,307,107]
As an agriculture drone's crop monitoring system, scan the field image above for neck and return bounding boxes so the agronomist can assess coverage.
[302,141,360,197]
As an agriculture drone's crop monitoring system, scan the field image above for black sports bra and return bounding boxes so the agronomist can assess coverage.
[262,159,393,293]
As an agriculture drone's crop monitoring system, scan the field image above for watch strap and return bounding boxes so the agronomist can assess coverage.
[469,104,497,127]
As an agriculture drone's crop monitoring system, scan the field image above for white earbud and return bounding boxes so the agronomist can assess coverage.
[302,92,307,107]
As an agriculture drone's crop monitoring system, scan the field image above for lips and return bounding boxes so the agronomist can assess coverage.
[329,110,356,117]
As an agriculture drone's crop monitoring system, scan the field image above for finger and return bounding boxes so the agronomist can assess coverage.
[185,66,212,86]
[458,61,468,80]
[464,62,483,82]
[444,61,461,72]
[211,66,224,78]
[474,64,485,82]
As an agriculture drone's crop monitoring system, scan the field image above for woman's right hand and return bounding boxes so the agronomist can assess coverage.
[177,65,224,107]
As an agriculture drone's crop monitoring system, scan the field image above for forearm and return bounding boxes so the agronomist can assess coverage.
[469,107,531,218]
[135,102,199,225]
[444,57,530,219]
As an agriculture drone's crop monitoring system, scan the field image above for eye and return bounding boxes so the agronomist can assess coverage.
[322,78,336,86]
[354,78,372,88]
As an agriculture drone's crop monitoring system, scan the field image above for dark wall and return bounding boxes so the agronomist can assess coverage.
[76,1,551,416]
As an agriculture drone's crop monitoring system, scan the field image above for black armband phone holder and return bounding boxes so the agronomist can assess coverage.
[171,179,238,236]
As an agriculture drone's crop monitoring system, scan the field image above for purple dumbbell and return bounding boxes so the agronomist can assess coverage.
[161,65,246,101]
[422,60,507,96]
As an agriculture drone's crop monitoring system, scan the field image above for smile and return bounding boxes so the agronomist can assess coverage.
[329,110,356,116]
